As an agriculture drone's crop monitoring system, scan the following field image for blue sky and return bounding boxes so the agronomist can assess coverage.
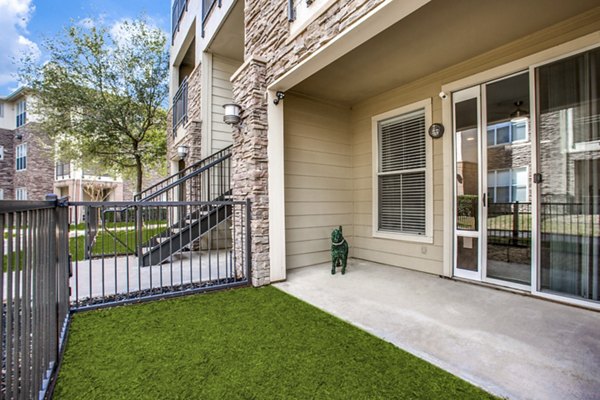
[0,0,170,96]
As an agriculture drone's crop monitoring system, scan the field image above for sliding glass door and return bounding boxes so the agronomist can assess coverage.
[452,46,600,304]
[453,73,532,287]
[536,47,600,301]
[484,73,532,286]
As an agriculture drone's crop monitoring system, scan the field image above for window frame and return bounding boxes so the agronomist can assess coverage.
[371,98,433,243]
[487,166,529,204]
[487,120,529,147]
[16,99,27,127]
[0,145,4,160]
[16,143,27,171]
[15,187,27,200]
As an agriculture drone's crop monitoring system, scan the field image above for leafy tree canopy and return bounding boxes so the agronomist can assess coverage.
[21,17,169,193]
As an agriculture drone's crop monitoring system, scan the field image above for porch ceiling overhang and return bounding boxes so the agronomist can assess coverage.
[207,0,244,62]
[291,0,600,105]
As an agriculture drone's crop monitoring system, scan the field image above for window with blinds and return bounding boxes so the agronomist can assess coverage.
[377,109,426,235]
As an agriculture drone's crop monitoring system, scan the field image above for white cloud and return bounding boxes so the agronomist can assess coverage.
[109,17,168,47]
[77,17,96,29]
[0,0,39,88]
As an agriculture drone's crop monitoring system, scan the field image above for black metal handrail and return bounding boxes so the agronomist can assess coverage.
[173,77,188,133]
[135,145,232,201]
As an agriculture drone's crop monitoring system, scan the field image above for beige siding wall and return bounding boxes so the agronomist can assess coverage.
[349,13,600,276]
[352,82,444,274]
[210,55,240,154]
[284,94,353,269]
[283,11,600,275]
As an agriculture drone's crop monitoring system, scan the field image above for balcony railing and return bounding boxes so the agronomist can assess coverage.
[173,78,189,134]
[171,0,188,42]
[201,0,221,37]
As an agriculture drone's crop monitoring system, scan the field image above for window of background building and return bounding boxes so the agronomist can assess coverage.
[16,188,27,200]
[16,143,27,171]
[16,99,27,127]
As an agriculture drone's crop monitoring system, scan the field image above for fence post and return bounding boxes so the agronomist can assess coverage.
[136,204,143,265]
[512,201,520,245]
[245,198,252,283]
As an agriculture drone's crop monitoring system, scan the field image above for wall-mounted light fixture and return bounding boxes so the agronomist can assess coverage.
[273,91,285,105]
[15,133,23,140]
[177,145,189,160]
[223,103,242,125]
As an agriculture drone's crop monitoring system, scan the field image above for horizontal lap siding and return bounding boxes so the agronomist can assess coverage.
[349,11,600,275]
[285,94,353,269]
[211,56,241,154]
[352,82,446,275]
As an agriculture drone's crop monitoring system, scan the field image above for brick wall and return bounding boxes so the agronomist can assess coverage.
[0,128,14,199]
[12,123,54,200]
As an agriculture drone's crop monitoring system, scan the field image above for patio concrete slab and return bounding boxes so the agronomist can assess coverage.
[274,259,600,400]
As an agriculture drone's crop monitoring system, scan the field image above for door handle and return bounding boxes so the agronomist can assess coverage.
[482,193,487,207]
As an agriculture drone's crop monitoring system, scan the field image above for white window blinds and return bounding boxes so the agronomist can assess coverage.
[378,109,426,235]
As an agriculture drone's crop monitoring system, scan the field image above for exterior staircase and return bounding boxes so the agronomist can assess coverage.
[134,146,233,266]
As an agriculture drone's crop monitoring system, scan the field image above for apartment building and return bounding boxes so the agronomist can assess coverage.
[0,88,54,201]
[0,88,134,204]
[169,0,600,308]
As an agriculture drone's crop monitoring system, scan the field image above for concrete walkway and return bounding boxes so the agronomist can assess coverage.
[274,259,600,400]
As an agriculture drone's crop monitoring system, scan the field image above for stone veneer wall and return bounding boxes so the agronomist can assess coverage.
[231,59,270,286]
[245,0,386,84]
[231,0,387,285]
[0,128,15,199]
[13,123,54,200]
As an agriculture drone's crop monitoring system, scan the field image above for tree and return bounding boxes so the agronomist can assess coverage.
[21,18,168,193]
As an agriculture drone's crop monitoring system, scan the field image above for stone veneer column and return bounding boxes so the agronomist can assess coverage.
[231,58,270,287]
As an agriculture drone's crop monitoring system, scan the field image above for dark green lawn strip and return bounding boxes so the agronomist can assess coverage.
[69,226,166,261]
[54,286,497,400]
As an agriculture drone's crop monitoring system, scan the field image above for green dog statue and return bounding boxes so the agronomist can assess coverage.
[331,226,349,275]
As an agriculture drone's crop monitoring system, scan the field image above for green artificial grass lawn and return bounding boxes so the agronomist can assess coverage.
[55,286,497,400]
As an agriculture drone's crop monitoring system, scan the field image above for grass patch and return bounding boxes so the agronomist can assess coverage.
[55,286,496,399]
[70,220,166,231]
[69,227,166,261]
[2,226,165,269]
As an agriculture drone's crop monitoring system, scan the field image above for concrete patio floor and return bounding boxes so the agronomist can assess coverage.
[274,259,600,400]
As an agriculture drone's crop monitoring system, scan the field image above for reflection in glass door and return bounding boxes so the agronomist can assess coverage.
[454,87,481,280]
[484,72,532,285]
[537,47,600,302]
[453,74,533,287]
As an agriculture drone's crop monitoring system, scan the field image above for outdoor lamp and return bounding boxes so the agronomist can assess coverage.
[177,145,189,160]
[223,103,242,125]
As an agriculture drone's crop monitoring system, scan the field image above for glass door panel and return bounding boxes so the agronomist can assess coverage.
[484,72,532,285]
[454,87,481,279]
[537,48,600,302]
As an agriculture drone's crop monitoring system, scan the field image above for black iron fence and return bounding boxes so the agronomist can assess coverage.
[487,202,532,247]
[1,198,71,399]
[69,200,250,312]
[1,195,251,397]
